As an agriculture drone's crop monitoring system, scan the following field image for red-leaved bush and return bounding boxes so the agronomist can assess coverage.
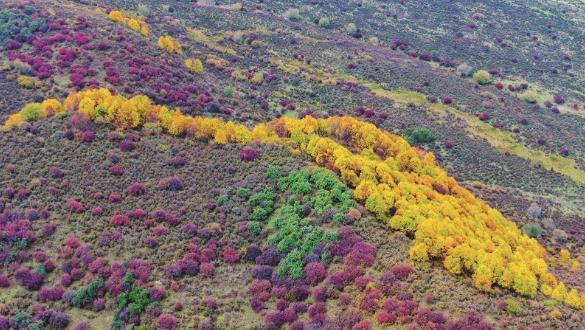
[239,146,259,161]
[110,214,131,227]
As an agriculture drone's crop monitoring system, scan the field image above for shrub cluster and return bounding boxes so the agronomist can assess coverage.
[8,90,584,309]
[105,10,149,36]
[185,58,203,74]
[157,36,182,55]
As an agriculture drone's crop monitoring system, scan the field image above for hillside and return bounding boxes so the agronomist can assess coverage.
[0,1,584,329]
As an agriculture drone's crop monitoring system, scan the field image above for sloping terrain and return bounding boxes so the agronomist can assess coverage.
[0,1,583,329]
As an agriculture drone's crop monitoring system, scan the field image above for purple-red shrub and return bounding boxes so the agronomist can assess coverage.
[60,274,73,287]
[79,130,94,142]
[250,297,264,312]
[49,166,65,178]
[153,225,168,236]
[450,312,493,329]
[426,95,437,103]
[308,302,326,319]
[91,206,103,216]
[110,214,131,227]
[239,146,259,161]
[0,274,10,288]
[249,279,271,301]
[127,183,146,196]
[200,262,215,277]
[222,246,240,263]
[72,33,89,46]
[355,275,374,290]
[244,246,262,262]
[289,320,305,330]
[352,320,371,330]
[169,156,187,167]
[157,313,178,330]
[32,251,47,262]
[181,223,197,235]
[288,285,309,302]
[38,286,63,302]
[128,209,146,219]
[66,198,84,213]
[94,298,106,311]
[339,293,351,305]
[377,310,396,325]
[109,165,124,176]
[119,139,135,151]
[312,286,328,302]
[158,176,183,191]
[16,188,30,200]
[345,242,376,267]
[272,285,288,299]
[145,236,158,248]
[359,288,382,312]
[149,287,166,301]
[251,265,273,280]
[391,264,413,280]
[265,311,287,327]
[304,262,326,285]
[256,246,281,266]
[46,311,70,329]
[108,193,122,203]
[15,267,44,290]
[177,258,199,276]
[44,260,56,273]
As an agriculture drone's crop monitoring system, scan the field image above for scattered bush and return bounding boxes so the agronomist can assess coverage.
[157,313,177,330]
[402,128,436,145]
[519,91,538,103]
[506,299,521,315]
[159,176,184,191]
[456,63,474,77]
[287,8,301,21]
[521,223,543,238]
[72,278,104,308]
[304,262,326,285]
[239,146,259,161]
[20,103,46,121]
[15,268,43,290]
[157,36,182,54]
[473,70,492,85]
[127,183,146,196]
[391,264,413,280]
[318,17,331,27]
[110,214,132,227]
[526,202,542,219]
[185,58,203,74]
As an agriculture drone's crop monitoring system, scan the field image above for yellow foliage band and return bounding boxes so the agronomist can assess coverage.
[3,88,584,310]
[105,10,149,37]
